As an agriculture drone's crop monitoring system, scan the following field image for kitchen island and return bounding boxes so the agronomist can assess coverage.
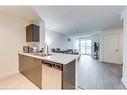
[19,52,79,89]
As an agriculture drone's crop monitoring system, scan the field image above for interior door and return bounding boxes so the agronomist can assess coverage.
[103,33,120,63]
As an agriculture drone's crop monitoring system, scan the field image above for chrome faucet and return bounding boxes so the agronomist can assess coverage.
[44,43,49,56]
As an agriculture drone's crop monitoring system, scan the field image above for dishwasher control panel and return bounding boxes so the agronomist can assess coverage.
[42,60,63,71]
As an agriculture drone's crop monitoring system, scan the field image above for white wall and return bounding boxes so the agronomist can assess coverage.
[0,14,46,78]
[122,7,127,88]
[99,28,123,64]
[45,29,70,50]
[66,37,74,49]
[0,14,29,78]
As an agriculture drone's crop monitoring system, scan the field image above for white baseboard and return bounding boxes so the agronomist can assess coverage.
[121,77,127,88]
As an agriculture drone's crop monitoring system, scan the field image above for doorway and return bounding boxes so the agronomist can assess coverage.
[80,39,92,55]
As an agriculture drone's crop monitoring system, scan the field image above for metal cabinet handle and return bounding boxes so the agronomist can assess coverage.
[114,49,119,51]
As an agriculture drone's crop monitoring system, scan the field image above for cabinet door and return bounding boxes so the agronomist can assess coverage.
[42,64,62,89]
[19,55,34,82]
[19,54,23,72]
[33,58,42,89]
[32,25,39,42]
[26,25,32,42]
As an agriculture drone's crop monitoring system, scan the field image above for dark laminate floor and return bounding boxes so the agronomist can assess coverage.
[77,55,126,89]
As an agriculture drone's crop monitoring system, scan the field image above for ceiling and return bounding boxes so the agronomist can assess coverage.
[34,6,124,34]
[0,6,124,35]
[0,6,40,21]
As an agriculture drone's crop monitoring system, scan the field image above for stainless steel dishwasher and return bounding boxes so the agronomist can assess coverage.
[42,60,63,89]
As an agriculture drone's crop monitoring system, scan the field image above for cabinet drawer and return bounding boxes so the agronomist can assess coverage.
[33,58,42,65]
[22,55,33,63]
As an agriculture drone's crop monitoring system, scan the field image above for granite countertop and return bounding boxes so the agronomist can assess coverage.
[19,52,80,65]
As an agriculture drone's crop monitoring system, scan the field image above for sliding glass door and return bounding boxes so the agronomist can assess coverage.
[80,40,86,54]
[80,39,92,55]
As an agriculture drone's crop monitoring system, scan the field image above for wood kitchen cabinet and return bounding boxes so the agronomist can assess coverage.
[63,60,75,89]
[26,24,39,42]
[19,54,42,88]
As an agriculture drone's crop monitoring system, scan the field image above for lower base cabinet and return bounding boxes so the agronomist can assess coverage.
[19,54,42,89]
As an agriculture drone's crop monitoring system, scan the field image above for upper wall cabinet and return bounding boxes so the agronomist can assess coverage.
[26,24,39,42]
